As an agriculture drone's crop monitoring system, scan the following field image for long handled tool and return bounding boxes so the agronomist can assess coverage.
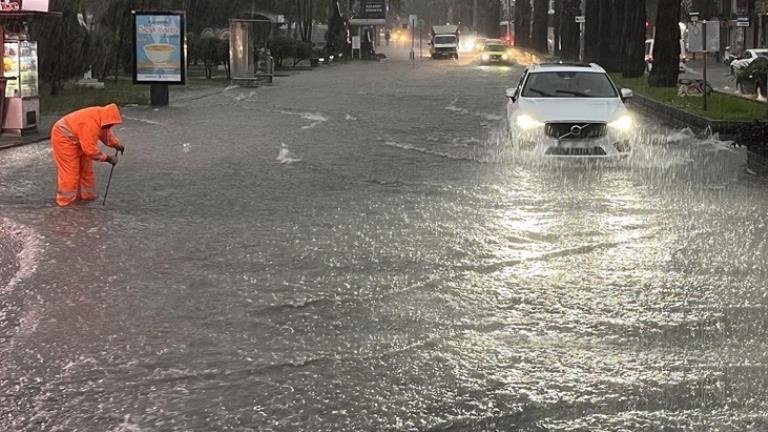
[102,149,120,206]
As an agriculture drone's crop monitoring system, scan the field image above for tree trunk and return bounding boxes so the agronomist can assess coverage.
[305,0,313,42]
[596,0,624,72]
[515,0,531,47]
[621,0,646,78]
[553,0,561,56]
[531,0,549,52]
[583,0,599,61]
[648,0,681,86]
[560,0,580,61]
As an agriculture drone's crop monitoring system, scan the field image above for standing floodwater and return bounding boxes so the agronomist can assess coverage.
[1,46,768,431]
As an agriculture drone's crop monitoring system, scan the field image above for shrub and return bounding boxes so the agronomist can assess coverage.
[200,36,220,79]
[738,57,768,95]
[267,36,297,68]
[293,41,313,67]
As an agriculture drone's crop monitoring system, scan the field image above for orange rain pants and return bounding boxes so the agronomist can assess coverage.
[51,104,123,207]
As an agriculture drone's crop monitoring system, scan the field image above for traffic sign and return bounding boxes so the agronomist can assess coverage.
[687,21,720,52]
[575,16,585,23]
[737,16,750,27]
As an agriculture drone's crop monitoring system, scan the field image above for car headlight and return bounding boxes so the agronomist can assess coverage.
[501,54,508,60]
[516,114,544,130]
[608,115,633,131]
[482,54,490,61]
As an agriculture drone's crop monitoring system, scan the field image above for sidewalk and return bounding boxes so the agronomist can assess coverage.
[0,114,56,150]
[683,56,762,100]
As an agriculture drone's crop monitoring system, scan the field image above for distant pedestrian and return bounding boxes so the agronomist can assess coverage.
[51,103,124,207]
[385,30,391,46]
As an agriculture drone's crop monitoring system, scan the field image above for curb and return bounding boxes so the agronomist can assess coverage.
[628,92,768,176]
[627,93,760,140]
[0,133,50,150]
[748,150,768,176]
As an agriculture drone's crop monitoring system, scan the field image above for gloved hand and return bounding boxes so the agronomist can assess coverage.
[105,155,119,166]
[114,143,125,155]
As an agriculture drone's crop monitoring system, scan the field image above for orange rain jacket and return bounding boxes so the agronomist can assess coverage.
[51,104,123,206]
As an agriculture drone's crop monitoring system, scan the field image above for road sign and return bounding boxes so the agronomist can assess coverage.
[737,16,750,27]
[575,16,585,23]
[687,21,720,52]
[352,36,361,50]
[690,12,699,22]
[409,14,417,28]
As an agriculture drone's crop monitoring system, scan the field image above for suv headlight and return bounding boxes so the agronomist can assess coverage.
[516,114,544,130]
[608,115,633,131]
[482,54,490,61]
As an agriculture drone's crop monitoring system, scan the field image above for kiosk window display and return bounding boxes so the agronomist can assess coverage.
[3,38,39,132]
[0,0,52,136]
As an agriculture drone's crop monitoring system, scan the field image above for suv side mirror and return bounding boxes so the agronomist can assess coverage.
[620,88,633,100]
[506,87,519,102]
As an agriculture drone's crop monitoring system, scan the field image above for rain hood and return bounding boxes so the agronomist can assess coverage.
[99,103,123,128]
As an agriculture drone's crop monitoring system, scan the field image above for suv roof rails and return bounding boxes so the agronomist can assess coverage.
[538,61,594,68]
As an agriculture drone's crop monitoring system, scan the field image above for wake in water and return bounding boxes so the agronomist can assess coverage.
[0,218,42,296]
[479,121,744,170]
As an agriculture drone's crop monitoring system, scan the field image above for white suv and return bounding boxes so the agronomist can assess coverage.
[506,63,634,159]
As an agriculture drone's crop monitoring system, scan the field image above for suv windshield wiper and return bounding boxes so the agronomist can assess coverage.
[526,88,553,97]
[555,89,594,97]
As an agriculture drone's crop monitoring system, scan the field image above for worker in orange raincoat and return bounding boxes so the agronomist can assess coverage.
[51,103,124,206]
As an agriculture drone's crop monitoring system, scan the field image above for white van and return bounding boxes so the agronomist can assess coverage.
[645,39,687,73]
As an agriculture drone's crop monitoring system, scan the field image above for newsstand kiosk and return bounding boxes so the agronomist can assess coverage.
[0,0,54,137]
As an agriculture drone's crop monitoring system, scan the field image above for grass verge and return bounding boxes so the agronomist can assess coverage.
[611,74,766,122]
[40,81,148,115]
[40,74,230,115]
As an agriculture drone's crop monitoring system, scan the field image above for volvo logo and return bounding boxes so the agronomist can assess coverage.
[558,123,591,140]
[570,125,583,137]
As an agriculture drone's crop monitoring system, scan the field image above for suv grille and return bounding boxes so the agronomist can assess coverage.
[545,123,607,140]
[545,147,607,156]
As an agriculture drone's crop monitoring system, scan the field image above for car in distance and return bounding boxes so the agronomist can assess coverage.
[729,48,768,75]
[480,42,510,65]
[645,38,688,73]
[506,62,634,159]
[474,36,487,52]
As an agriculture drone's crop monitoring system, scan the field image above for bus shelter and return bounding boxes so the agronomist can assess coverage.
[229,18,276,85]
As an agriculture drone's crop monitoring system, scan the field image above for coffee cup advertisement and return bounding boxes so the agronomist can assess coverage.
[134,13,185,84]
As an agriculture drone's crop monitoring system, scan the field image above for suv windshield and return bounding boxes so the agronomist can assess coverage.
[484,44,506,52]
[435,36,456,44]
[521,71,618,98]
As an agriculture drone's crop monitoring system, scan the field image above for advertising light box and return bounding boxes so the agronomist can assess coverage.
[133,11,186,85]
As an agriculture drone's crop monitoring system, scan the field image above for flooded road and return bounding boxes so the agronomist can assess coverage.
[2,47,768,431]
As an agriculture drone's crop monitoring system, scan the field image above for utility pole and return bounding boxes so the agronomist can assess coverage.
[473,0,478,33]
